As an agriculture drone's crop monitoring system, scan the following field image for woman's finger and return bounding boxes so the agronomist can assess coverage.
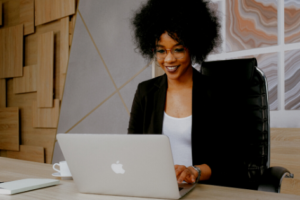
[178,169,189,183]
[175,165,186,178]
[184,173,196,183]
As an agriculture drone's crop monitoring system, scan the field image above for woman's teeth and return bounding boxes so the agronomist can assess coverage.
[166,66,179,72]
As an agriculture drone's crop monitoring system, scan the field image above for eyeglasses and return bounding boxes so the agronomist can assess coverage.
[154,46,187,60]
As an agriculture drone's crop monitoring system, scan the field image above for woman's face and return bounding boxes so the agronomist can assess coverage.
[156,32,192,81]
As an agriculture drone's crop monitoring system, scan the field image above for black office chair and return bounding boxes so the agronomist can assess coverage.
[200,58,294,193]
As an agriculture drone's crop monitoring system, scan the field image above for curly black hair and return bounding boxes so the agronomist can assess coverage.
[132,0,221,64]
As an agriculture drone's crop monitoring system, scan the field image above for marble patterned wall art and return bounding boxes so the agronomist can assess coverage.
[226,0,278,52]
[285,49,300,110]
[285,0,300,44]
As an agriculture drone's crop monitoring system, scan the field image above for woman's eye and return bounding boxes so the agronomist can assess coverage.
[174,48,184,52]
[156,49,166,54]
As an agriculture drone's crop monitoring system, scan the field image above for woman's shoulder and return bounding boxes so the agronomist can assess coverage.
[136,73,167,97]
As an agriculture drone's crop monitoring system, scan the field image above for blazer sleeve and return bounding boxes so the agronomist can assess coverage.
[128,84,143,134]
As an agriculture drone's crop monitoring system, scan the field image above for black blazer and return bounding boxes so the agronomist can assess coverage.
[128,68,251,189]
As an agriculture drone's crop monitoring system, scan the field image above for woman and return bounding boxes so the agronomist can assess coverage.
[128,0,221,185]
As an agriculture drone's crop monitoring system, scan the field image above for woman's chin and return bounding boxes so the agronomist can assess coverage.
[165,71,181,80]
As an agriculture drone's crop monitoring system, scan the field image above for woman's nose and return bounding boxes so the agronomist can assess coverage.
[164,51,176,63]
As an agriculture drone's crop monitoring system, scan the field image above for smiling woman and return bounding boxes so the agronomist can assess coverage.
[126,0,245,189]
[155,33,193,83]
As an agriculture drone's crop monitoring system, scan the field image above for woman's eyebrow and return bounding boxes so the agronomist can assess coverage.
[155,43,183,47]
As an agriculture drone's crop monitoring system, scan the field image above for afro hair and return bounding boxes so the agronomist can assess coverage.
[132,0,221,64]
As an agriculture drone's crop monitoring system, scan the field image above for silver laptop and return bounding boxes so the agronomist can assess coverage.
[57,134,196,199]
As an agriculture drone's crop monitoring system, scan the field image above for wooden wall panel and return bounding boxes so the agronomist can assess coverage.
[60,17,69,99]
[13,65,37,94]
[0,0,78,164]
[0,3,2,26]
[0,79,5,107]
[7,79,56,164]
[35,0,75,26]
[37,31,54,107]
[0,107,19,151]
[7,145,44,163]
[1,0,20,27]
[33,99,59,128]
[270,128,300,195]
[0,24,23,78]
[20,0,34,35]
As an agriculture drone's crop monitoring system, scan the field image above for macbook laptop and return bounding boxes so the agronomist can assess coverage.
[57,134,196,199]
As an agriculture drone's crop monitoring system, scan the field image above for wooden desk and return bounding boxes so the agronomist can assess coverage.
[0,158,299,200]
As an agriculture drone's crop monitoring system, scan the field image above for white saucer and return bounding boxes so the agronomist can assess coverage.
[52,172,72,180]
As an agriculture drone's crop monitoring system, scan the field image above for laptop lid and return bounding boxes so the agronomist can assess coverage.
[57,134,183,199]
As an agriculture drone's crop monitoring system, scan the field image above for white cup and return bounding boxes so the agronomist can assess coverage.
[53,161,72,176]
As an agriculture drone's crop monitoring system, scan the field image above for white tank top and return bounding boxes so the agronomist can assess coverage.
[162,112,193,167]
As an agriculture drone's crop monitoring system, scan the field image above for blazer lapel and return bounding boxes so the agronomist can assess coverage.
[152,74,167,134]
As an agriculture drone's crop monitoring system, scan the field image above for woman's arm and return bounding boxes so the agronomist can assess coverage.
[175,164,212,183]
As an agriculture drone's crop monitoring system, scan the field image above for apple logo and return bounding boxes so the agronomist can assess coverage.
[111,161,125,174]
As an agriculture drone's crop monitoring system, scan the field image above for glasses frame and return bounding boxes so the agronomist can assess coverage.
[154,46,187,60]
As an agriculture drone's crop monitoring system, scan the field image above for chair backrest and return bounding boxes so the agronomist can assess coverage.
[201,58,270,189]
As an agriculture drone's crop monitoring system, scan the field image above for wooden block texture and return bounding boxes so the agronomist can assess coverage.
[33,99,59,128]
[13,65,37,94]
[0,24,23,78]
[7,145,44,163]
[37,31,54,107]
[0,78,5,107]
[20,0,35,35]
[35,0,75,26]
[60,17,69,74]
[0,107,19,151]
[0,3,2,26]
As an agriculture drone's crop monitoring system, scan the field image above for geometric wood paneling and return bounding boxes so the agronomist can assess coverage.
[60,17,69,100]
[0,3,2,26]
[20,0,35,35]
[7,145,44,163]
[13,65,37,94]
[0,107,19,151]
[60,17,69,74]
[6,78,56,164]
[0,24,23,78]
[33,99,59,128]
[35,0,75,26]
[37,31,54,108]
[0,78,5,107]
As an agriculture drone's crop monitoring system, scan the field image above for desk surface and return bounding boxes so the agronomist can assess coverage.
[0,157,299,200]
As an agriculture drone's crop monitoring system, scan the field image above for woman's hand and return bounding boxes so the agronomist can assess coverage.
[175,165,198,184]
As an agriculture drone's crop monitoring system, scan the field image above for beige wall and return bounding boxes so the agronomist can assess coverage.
[53,0,152,163]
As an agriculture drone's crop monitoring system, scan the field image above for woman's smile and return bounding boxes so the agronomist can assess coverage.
[165,65,180,72]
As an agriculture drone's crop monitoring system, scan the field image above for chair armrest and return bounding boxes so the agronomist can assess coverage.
[258,166,294,193]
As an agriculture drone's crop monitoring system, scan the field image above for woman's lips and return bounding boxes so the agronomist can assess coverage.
[165,65,179,72]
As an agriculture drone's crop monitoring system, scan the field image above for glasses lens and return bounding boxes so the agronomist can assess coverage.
[172,46,185,59]
[155,47,166,60]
